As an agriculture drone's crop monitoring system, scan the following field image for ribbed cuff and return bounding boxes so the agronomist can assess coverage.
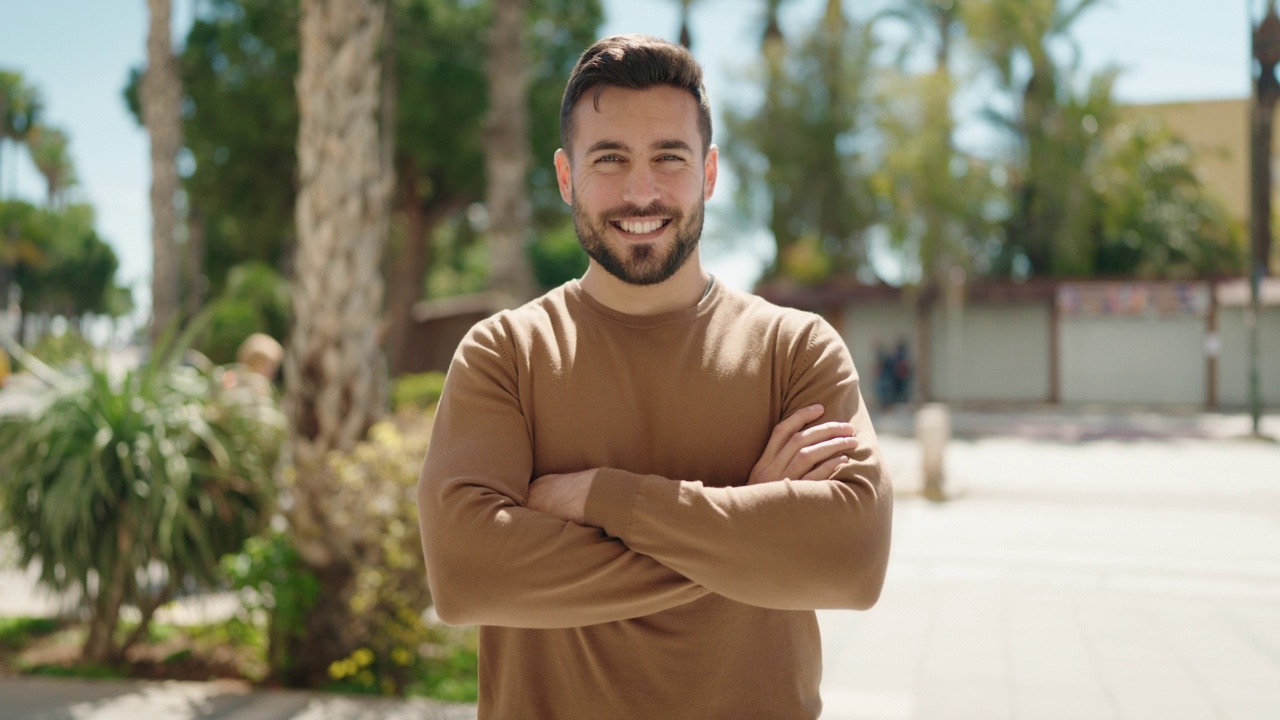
[583,468,644,540]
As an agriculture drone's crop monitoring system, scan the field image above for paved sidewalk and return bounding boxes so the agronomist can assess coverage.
[2,409,1278,719]
[819,431,1280,720]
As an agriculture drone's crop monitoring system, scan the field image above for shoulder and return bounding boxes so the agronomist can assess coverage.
[457,284,576,360]
[713,285,841,349]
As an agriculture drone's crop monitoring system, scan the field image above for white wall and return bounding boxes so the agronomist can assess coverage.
[1216,307,1280,407]
[1060,316,1206,405]
[930,303,1053,403]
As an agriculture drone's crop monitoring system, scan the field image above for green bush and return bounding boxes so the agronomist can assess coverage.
[196,262,290,365]
[26,331,94,370]
[318,413,475,700]
[0,329,284,664]
[220,530,320,679]
[529,220,588,290]
[391,372,447,412]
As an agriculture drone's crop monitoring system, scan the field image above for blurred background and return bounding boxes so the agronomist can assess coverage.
[0,1,1277,718]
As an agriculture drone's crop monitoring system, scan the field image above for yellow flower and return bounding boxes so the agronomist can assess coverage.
[353,647,375,667]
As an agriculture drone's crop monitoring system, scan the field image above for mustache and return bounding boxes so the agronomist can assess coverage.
[602,203,682,220]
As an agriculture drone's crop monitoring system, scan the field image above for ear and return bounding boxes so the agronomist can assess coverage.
[554,149,573,205]
[703,145,719,201]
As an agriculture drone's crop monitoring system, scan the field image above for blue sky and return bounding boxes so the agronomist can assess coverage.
[0,0,1254,312]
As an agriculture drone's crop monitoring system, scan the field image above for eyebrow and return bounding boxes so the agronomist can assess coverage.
[584,139,695,155]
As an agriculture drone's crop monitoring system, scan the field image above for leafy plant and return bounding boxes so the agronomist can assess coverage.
[195,261,291,365]
[220,530,320,678]
[315,413,463,697]
[390,371,447,413]
[0,323,284,664]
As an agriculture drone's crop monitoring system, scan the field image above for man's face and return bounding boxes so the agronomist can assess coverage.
[555,85,718,286]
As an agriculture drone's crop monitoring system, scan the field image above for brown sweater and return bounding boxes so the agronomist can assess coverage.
[418,279,892,719]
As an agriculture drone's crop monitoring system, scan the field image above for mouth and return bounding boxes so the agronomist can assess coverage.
[610,217,672,238]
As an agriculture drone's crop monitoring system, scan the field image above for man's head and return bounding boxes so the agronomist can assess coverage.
[555,35,718,287]
[559,34,713,158]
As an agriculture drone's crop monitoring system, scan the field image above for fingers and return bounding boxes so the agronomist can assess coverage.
[802,453,851,481]
[782,429,857,480]
[749,404,859,484]
[759,404,825,464]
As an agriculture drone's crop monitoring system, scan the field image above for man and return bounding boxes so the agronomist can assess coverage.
[418,34,892,719]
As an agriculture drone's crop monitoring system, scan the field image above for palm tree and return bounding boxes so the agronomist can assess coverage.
[485,0,537,308]
[25,125,77,207]
[963,0,1105,275]
[285,0,391,687]
[0,71,42,199]
[876,0,969,400]
[141,0,184,345]
[674,0,695,48]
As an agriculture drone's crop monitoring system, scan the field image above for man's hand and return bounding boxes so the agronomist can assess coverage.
[527,469,597,524]
[749,404,857,485]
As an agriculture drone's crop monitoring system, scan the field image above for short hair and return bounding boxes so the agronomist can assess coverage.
[559,34,713,157]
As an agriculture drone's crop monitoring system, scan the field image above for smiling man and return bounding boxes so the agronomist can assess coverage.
[417,34,892,719]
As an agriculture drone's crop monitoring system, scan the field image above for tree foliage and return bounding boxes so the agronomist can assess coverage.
[731,0,1241,285]
[0,200,130,318]
[723,11,881,283]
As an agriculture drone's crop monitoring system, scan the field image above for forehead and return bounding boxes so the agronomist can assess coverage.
[569,85,701,155]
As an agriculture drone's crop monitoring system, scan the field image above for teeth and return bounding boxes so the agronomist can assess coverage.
[618,219,664,234]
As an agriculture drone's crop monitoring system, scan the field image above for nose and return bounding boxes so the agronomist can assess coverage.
[622,164,660,207]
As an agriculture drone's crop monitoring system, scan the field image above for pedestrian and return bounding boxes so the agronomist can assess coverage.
[417,34,892,720]
[892,338,912,405]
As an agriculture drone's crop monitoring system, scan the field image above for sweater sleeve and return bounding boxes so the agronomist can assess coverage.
[417,317,708,629]
[581,316,893,611]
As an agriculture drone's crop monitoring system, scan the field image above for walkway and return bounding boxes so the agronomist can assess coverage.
[2,407,1278,719]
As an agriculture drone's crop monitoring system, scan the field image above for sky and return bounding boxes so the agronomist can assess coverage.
[0,0,1256,317]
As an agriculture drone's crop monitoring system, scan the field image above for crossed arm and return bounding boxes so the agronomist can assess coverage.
[418,317,892,628]
[528,403,858,524]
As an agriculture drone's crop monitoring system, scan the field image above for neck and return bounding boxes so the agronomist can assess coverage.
[579,254,711,316]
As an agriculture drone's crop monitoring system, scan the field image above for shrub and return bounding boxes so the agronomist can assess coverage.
[0,331,284,664]
[196,262,290,365]
[308,412,473,699]
[391,372,447,412]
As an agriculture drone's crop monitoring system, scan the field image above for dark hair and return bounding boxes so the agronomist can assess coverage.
[559,34,713,156]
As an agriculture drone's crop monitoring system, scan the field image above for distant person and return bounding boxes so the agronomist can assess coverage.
[417,35,892,720]
[874,340,895,409]
[223,333,283,401]
[892,339,913,406]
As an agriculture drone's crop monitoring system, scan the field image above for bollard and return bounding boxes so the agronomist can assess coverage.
[915,403,951,502]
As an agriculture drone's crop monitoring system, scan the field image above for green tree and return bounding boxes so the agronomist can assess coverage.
[1,200,130,322]
[0,70,42,199]
[24,124,77,207]
[723,2,881,283]
[963,0,1105,276]
[1091,116,1244,278]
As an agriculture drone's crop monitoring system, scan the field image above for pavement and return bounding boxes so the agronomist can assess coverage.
[1,397,1279,719]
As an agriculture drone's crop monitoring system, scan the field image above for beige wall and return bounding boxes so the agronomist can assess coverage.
[1126,98,1253,224]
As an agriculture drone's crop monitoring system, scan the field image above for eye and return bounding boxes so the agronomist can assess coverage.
[657,154,685,163]
[594,154,624,164]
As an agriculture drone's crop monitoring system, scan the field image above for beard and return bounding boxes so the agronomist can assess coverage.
[572,196,705,286]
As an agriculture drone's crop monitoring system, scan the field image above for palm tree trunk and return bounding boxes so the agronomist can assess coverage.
[285,0,390,687]
[485,0,536,307]
[142,0,183,345]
